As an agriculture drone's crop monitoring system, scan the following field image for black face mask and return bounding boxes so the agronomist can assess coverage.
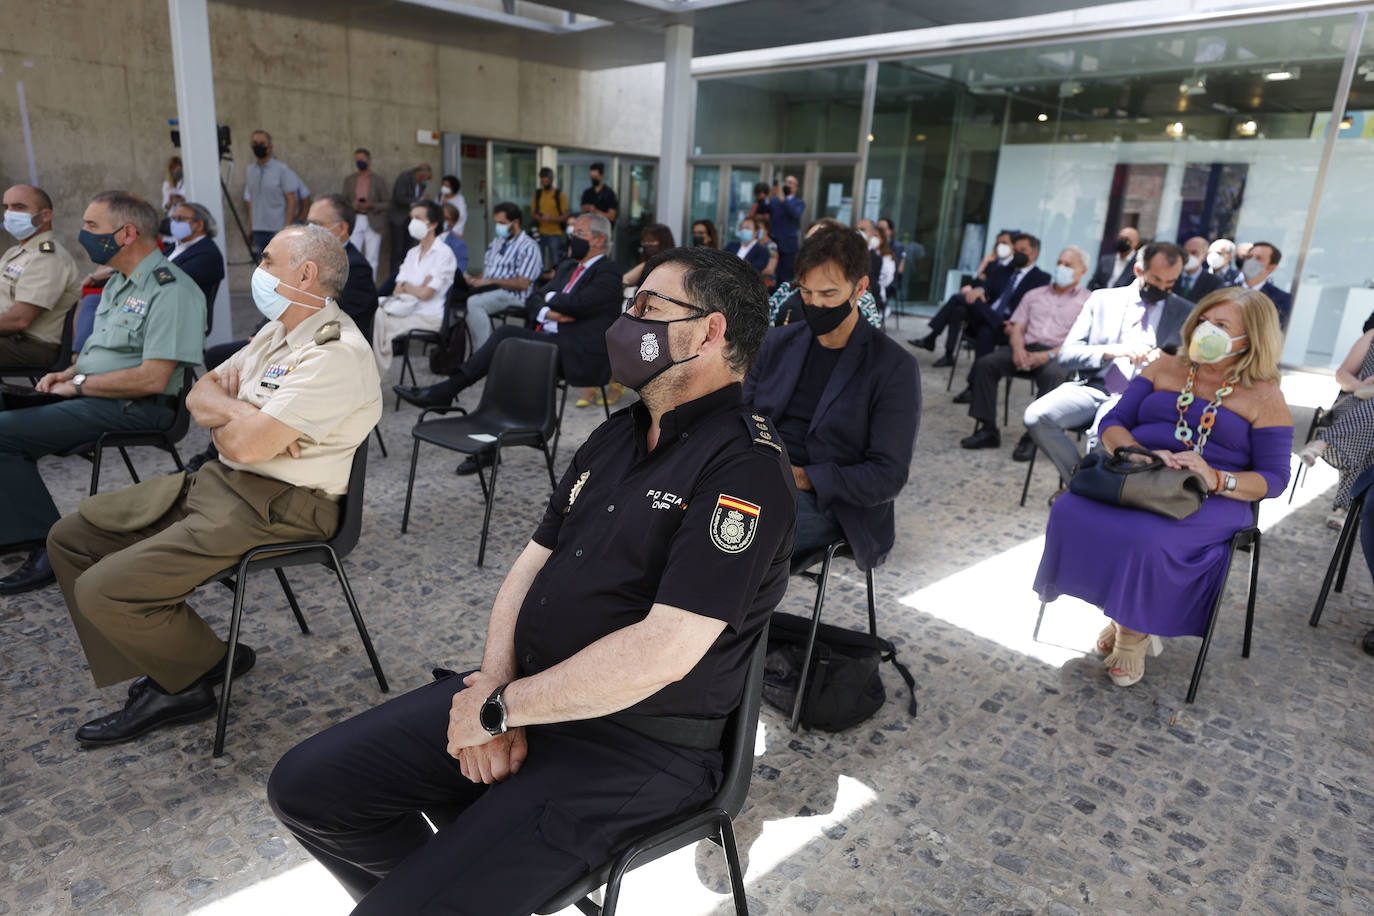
[604,312,703,391]
[1010,251,1030,269]
[356,159,368,171]
[1115,237,1133,254]
[641,243,661,259]
[591,177,602,187]
[251,143,270,159]
[1140,281,1170,303]
[692,235,707,247]
[803,300,853,336]
[781,185,792,196]
[567,234,590,260]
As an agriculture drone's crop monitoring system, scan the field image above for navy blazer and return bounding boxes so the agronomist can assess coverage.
[725,240,772,273]
[168,235,225,319]
[1259,280,1293,329]
[1177,269,1224,304]
[743,318,920,571]
[339,242,380,340]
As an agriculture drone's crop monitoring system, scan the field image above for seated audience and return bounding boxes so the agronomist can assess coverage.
[439,202,469,274]
[620,223,675,288]
[909,229,1015,364]
[1299,326,1374,529]
[166,202,227,326]
[744,225,919,569]
[0,183,81,370]
[461,202,543,353]
[724,217,771,273]
[769,219,881,329]
[753,213,781,284]
[48,225,381,744]
[960,245,1091,454]
[371,200,457,373]
[437,174,467,237]
[855,218,894,312]
[1236,240,1292,329]
[1206,237,1240,285]
[309,194,379,341]
[951,232,1050,404]
[1089,226,1140,290]
[267,247,794,913]
[0,191,203,594]
[691,219,718,249]
[1034,286,1292,686]
[1023,242,1192,487]
[1175,235,1224,303]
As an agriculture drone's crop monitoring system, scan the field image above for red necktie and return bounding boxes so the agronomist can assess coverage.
[562,264,585,293]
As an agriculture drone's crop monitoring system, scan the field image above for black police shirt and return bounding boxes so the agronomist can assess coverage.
[518,382,796,719]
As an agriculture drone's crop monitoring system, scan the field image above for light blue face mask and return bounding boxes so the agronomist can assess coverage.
[4,210,38,240]
[251,266,330,321]
[1052,264,1077,288]
[494,222,511,239]
[737,228,754,243]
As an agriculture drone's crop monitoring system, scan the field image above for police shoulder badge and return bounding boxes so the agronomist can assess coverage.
[710,493,760,553]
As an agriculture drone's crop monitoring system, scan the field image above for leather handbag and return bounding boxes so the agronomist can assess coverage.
[1068,446,1210,520]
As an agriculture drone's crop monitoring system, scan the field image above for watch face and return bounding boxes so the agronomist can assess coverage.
[480,698,503,733]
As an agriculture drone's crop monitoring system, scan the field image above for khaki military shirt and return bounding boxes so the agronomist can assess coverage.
[219,303,382,496]
[75,249,205,395]
[0,230,81,346]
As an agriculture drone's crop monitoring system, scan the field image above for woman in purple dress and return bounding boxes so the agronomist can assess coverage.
[1035,286,1293,686]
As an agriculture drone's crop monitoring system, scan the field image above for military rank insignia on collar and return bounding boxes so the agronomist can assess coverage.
[565,469,590,513]
[153,266,176,285]
[39,240,55,253]
[710,494,760,553]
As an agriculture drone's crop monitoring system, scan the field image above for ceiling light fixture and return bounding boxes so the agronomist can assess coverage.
[1167,121,1185,136]
[1037,113,1049,122]
[1341,116,1354,130]
[1180,75,1207,95]
[1263,68,1300,81]
[1238,120,1258,135]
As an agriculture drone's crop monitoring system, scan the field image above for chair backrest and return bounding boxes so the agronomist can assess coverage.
[476,337,560,439]
[329,445,369,556]
[716,630,769,817]
[54,302,78,371]
[165,366,198,443]
[203,280,222,336]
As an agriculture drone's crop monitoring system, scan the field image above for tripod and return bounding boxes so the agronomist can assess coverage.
[219,156,257,265]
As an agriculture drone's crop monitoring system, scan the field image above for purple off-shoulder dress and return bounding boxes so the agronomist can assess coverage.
[1034,376,1293,637]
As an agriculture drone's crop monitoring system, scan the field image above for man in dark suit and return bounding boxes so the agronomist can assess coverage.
[1206,238,1240,285]
[910,230,1016,366]
[1175,235,1225,303]
[723,217,772,273]
[388,163,431,277]
[743,225,919,570]
[1088,226,1140,290]
[393,212,622,414]
[1236,241,1293,329]
[308,195,379,340]
[166,202,226,333]
[952,232,1051,403]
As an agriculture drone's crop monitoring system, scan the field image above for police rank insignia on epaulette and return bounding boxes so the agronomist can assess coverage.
[745,414,782,453]
[153,266,176,285]
[566,470,590,513]
[38,241,55,253]
[313,321,341,345]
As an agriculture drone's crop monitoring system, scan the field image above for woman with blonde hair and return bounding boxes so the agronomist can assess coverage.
[161,155,185,215]
[1034,286,1293,687]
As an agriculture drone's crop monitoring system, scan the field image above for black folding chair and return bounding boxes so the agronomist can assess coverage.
[553,366,612,463]
[1001,369,1038,427]
[1033,503,1261,703]
[1018,421,1090,507]
[202,446,388,757]
[944,324,975,391]
[202,280,222,337]
[401,337,560,567]
[1309,490,1366,628]
[395,277,471,407]
[1288,405,1331,504]
[0,302,77,384]
[59,366,196,495]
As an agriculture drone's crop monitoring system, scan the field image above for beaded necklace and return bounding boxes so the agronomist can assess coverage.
[1174,362,1237,455]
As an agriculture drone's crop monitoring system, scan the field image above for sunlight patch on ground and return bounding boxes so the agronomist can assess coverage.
[1279,369,1341,410]
[190,862,353,915]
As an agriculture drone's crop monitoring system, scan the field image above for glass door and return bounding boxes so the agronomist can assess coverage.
[615,159,658,264]
[490,141,538,235]
[689,165,721,245]
[816,164,854,221]
[726,167,762,244]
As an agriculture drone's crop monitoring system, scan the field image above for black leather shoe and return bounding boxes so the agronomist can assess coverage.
[456,450,495,476]
[1362,628,1374,657]
[908,334,936,352]
[76,680,216,747]
[952,387,973,405]
[1012,433,1037,463]
[932,354,954,368]
[960,426,1001,449]
[0,546,54,595]
[393,384,454,409]
[127,644,256,701]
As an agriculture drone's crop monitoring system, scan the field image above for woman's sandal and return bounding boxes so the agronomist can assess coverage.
[1327,507,1347,530]
[1299,439,1327,467]
[1094,623,1118,656]
[1103,630,1163,687]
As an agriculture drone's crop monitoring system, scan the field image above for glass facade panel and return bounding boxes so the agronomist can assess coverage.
[615,160,658,263]
[694,65,867,155]
[727,166,762,238]
[689,165,721,231]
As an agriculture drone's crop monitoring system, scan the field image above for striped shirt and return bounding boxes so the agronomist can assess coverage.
[481,232,543,284]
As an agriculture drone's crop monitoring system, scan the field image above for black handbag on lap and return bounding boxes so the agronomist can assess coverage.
[1068,446,1210,520]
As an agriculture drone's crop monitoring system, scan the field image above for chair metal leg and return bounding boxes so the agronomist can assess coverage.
[1335,505,1361,593]
[1032,600,1047,641]
[327,546,389,693]
[1311,497,1363,626]
[477,448,501,567]
[401,439,420,533]
[373,425,388,458]
[1187,540,1240,704]
[213,559,252,758]
[790,543,839,732]
[1019,446,1038,507]
[167,440,185,472]
[276,568,309,634]
[1242,532,1260,658]
[89,445,104,495]
[117,446,140,483]
[945,326,963,391]
[552,382,570,464]
[1002,376,1011,427]
[718,812,749,916]
[542,441,557,491]
[600,386,610,420]
[865,567,877,638]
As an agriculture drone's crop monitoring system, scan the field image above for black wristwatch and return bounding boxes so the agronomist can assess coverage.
[479,682,511,736]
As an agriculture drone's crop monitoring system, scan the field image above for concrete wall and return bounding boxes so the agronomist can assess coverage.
[0,0,663,283]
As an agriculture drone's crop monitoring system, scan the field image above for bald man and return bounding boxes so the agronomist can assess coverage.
[1175,235,1224,303]
[1089,226,1139,291]
[0,184,81,368]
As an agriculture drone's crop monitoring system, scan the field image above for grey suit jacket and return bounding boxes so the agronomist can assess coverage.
[1058,282,1192,378]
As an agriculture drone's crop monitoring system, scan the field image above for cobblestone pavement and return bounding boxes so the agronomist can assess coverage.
[2,305,1371,915]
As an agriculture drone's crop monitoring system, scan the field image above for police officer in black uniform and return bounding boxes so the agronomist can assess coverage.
[268,246,796,914]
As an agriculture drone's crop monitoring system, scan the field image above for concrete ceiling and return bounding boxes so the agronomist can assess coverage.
[213,0,1126,70]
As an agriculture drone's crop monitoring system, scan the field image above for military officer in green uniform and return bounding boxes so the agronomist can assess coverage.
[0,184,81,368]
[48,224,382,747]
[0,191,204,594]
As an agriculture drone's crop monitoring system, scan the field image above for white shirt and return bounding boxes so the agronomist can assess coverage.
[1108,252,1133,285]
[168,236,204,262]
[736,241,757,261]
[538,254,603,332]
[879,254,896,290]
[395,238,458,318]
[439,190,468,237]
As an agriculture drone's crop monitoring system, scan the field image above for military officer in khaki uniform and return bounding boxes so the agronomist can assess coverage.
[0,184,81,368]
[48,224,383,748]
[0,191,204,595]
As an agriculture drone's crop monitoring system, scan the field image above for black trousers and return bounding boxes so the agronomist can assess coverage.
[968,343,1066,427]
[926,295,966,355]
[268,674,720,915]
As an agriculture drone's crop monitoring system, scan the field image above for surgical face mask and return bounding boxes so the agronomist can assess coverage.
[169,219,193,242]
[1010,251,1030,269]
[1139,280,1170,303]
[408,218,430,241]
[4,210,39,240]
[494,222,511,239]
[1189,319,1247,364]
[866,234,881,251]
[1053,264,1077,288]
[995,242,1012,260]
[1184,255,1202,273]
[737,228,754,243]
[565,226,574,237]
[1206,250,1228,271]
[251,143,269,158]
[604,312,704,391]
[1241,258,1266,282]
[250,266,330,322]
[78,228,123,265]
[567,234,590,261]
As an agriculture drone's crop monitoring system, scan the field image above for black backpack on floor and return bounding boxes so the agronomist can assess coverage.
[762,612,918,731]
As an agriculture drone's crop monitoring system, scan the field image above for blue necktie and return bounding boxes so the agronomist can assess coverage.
[992,271,1020,316]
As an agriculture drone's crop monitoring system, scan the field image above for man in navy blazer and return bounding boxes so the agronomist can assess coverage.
[1235,241,1293,329]
[743,226,919,572]
[952,232,1051,403]
[166,202,226,333]
[724,217,772,274]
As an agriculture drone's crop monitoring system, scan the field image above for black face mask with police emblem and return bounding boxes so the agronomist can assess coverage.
[604,313,704,391]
